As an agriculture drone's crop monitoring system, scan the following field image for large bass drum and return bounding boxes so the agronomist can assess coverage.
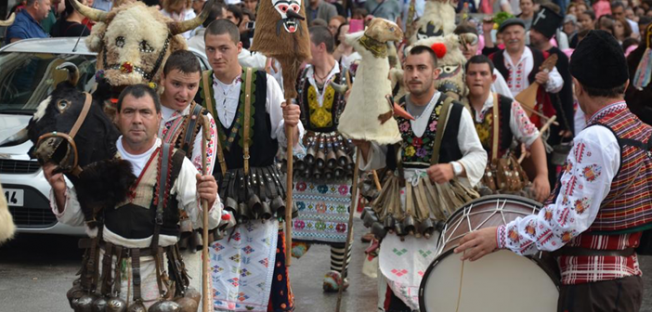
[419,195,559,312]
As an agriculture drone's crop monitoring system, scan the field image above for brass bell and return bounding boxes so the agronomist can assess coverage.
[362,209,378,228]
[236,203,250,224]
[75,294,95,312]
[149,300,182,312]
[402,215,416,236]
[383,215,396,230]
[66,285,85,309]
[371,222,387,240]
[393,220,406,237]
[91,297,108,312]
[326,150,337,169]
[418,218,435,238]
[315,150,326,169]
[175,297,198,312]
[184,287,201,304]
[324,169,334,180]
[258,202,273,220]
[126,300,146,312]
[248,194,263,220]
[304,146,316,165]
[105,297,127,312]
[336,149,349,167]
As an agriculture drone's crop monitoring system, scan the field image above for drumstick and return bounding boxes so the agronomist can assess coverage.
[518,115,557,164]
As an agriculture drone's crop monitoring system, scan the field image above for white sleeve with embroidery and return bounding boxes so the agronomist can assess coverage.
[265,73,305,149]
[544,66,564,94]
[497,125,620,255]
[174,158,222,230]
[191,111,218,175]
[509,100,540,148]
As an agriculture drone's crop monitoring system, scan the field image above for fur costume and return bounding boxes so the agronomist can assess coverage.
[0,13,15,26]
[412,34,469,100]
[0,183,16,245]
[413,0,456,43]
[250,0,311,98]
[337,18,404,144]
[70,0,211,88]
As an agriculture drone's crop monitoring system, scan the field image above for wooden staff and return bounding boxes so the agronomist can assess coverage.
[335,149,362,312]
[200,115,212,312]
[286,117,294,266]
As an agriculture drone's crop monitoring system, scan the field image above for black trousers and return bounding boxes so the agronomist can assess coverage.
[557,276,643,312]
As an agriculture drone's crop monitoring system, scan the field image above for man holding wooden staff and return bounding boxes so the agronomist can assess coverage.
[198,19,303,312]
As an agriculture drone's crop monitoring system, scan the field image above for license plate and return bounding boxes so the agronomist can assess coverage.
[4,188,24,207]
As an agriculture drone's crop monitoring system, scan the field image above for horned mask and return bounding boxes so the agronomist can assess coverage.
[69,0,213,87]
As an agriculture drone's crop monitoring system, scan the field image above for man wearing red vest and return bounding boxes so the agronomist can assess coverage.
[457,30,652,311]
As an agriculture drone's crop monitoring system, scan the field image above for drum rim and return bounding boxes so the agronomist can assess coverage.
[435,194,543,247]
[417,248,559,312]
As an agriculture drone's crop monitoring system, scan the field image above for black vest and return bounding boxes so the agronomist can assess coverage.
[387,94,463,170]
[470,94,514,159]
[199,69,279,172]
[104,150,185,239]
[297,66,347,133]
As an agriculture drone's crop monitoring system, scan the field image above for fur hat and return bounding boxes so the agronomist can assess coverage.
[570,30,628,89]
[531,7,563,39]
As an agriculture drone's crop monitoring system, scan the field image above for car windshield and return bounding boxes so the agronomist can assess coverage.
[0,52,96,115]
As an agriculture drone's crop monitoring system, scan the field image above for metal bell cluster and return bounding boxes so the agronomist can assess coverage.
[66,280,201,312]
[282,132,355,181]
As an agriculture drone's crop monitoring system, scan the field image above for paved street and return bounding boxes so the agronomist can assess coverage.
[1,220,652,312]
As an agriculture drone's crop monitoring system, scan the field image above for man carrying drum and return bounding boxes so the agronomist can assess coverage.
[456,30,652,312]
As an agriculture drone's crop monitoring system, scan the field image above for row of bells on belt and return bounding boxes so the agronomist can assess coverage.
[361,207,446,241]
[67,279,201,312]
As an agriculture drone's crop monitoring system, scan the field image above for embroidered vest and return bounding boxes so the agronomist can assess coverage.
[387,94,463,169]
[162,102,205,156]
[199,69,279,171]
[470,94,514,160]
[586,106,652,233]
[105,147,185,239]
[297,65,347,132]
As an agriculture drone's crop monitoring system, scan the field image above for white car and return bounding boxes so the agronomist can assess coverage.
[0,37,210,235]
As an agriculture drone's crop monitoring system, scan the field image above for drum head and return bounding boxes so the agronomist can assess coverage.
[419,250,558,312]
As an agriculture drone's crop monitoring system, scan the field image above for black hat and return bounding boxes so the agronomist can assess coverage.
[498,18,525,33]
[531,7,563,39]
[570,30,628,89]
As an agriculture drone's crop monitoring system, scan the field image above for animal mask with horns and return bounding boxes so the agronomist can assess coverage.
[68,0,213,88]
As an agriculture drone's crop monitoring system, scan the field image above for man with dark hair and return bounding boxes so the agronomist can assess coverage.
[354,46,487,311]
[199,18,303,312]
[159,50,220,296]
[187,1,227,51]
[225,4,243,26]
[5,0,51,44]
[455,23,512,97]
[457,30,652,312]
[464,55,550,201]
[289,25,355,292]
[45,83,223,308]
